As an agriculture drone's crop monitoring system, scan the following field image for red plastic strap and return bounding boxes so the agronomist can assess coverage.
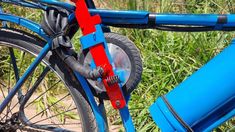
[74,0,101,35]
[73,0,126,109]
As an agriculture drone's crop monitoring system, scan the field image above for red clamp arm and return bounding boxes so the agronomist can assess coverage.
[72,0,126,109]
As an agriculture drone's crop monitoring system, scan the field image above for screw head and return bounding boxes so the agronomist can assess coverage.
[115,100,121,108]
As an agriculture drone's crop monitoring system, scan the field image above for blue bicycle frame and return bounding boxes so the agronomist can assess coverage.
[0,0,234,131]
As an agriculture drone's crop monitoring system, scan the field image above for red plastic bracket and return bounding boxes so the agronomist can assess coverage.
[72,0,126,109]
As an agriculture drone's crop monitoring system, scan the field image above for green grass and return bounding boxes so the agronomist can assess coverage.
[98,0,235,131]
[0,0,234,131]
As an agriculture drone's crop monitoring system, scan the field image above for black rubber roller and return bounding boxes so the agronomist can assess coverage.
[81,32,143,99]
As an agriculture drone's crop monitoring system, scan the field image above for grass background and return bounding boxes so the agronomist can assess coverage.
[96,0,235,131]
[0,0,235,131]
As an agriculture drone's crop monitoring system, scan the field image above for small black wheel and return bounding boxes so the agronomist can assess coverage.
[82,32,143,99]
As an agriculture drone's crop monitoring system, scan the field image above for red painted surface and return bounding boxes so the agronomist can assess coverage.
[72,0,126,109]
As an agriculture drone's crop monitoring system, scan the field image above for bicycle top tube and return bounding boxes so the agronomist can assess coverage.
[89,9,235,31]
[38,0,75,10]
[36,0,235,31]
[2,0,235,31]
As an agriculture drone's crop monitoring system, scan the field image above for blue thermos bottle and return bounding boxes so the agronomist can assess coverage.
[150,40,235,131]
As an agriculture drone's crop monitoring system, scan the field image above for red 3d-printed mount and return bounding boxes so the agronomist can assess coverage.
[71,0,126,109]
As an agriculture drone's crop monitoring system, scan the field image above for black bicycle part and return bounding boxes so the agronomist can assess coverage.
[85,0,96,9]
[41,6,104,80]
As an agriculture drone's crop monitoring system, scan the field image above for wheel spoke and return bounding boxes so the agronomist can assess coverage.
[0,110,11,120]
[30,108,77,125]
[6,55,12,120]
[0,101,19,120]
[0,84,6,99]
[0,45,83,131]
[25,70,35,93]
[0,81,6,87]
[18,51,26,75]
[0,81,6,105]
[20,106,77,130]
[27,93,70,122]
[24,80,61,108]
[22,67,50,107]
[38,122,81,126]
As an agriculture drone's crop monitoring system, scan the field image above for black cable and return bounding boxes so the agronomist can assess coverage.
[108,23,235,32]
[162,96,194,132]
[155,25,215,32]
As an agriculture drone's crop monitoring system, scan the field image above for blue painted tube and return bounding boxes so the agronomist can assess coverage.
[89,9,149,24]
[150,40,235,131]
[155,14,235,27]
[119,106,135,132]
[203,108,235,132]
[0,13,48,40]
[155,14,218,26]
[39,0,75,10]
[89,9,235,27]
[74,73,107,132]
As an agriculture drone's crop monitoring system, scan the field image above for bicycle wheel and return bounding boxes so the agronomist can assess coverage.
[0,28,97,132]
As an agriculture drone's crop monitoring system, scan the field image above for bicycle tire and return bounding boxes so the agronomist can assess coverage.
[0,28,97,132]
